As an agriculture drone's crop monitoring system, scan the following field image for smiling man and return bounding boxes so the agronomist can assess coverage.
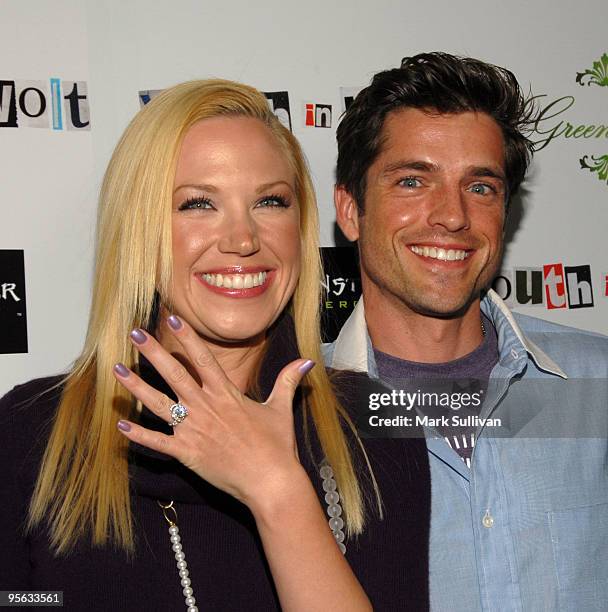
[326,53,608,611]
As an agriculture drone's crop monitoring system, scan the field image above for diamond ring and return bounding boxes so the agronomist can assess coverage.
[168,402,188,427]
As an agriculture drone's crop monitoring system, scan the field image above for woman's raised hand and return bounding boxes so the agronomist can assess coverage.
[113,314,314,508]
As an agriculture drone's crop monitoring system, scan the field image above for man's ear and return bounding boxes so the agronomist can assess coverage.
[334,185,361,242]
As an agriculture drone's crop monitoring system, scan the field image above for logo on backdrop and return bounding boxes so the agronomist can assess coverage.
[0,250,28,354]
[576,53,608,88]
[527,51,607,187]
[0,79,90,130]
[579,154,608,184]
[320,247,360,342]
[263,91,292,131]
[138,89,163,107]
[530,93,607,153]
[304,102,332,128]
[492,264,602,310]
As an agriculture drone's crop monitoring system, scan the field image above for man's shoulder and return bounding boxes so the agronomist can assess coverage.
[511,311,608,374]
[513,311,608,345]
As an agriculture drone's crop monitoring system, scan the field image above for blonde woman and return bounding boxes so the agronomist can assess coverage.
[0,80,430,611]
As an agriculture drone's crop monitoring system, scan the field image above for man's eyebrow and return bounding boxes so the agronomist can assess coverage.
[467,166,506,182]
[381,159,439,175]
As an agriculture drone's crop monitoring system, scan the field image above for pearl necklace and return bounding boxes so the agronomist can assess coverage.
[157,463,345,609]
[319,463,347,553]
[158,501,199,612]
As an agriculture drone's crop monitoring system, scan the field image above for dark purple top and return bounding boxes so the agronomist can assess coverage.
[0,316,430,611]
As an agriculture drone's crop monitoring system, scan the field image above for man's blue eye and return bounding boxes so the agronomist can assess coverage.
[400,177,421,188]
[470,183,494,195]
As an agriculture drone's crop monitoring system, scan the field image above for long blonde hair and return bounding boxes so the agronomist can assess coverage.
[28,80,379,553]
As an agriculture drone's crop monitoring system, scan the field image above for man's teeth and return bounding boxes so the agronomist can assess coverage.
[203,271,268,288]
[410,245,469,261]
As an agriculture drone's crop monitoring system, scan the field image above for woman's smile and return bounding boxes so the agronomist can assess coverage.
[197,267,274,297]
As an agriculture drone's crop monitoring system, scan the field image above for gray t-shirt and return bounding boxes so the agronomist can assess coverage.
[374,314,499,467]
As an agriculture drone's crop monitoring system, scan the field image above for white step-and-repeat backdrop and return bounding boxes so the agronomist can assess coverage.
[1,0,607,395]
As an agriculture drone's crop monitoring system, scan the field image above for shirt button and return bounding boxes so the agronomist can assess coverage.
[510,348,518,359]
[482,510,495,528]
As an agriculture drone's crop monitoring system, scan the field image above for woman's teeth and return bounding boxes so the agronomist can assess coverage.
[410,245,469,261]
[203,271,268,289]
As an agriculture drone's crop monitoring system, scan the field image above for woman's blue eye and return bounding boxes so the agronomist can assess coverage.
[256,195,289,208]
[178,197,214,210]
[399,177,421,188]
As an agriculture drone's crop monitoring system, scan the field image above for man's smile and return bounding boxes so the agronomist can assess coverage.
[408,244,473,262]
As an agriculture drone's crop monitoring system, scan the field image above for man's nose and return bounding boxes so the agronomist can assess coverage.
[217,210,260,256]
[427,184,470,232]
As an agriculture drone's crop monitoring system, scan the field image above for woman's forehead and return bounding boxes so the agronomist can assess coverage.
[174,116,295,189]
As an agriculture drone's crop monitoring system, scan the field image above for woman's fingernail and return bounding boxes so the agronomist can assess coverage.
[130,328,147,345]
[298,359,315,375]
[117,420,131,432]
[113,363,130,378]
[167,315,183,331]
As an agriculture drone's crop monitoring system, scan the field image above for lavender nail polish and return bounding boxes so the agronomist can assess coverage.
[113,363,130,378]
[130,328,147,344]
[299,359,315,375]
[167,315,183,331]
[117,420,131,432]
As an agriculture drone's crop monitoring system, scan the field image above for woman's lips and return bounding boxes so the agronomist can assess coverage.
[196,269,274,298]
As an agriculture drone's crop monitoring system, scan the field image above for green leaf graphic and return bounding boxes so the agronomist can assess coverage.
[576,53,608,87]
[580,154,608,184]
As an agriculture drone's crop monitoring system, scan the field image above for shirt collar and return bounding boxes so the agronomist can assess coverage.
[481,289,567,378]
[330,290,567,379]
[329,296,372,373]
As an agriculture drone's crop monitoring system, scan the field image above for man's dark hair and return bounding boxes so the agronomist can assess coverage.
[336,52,536,212]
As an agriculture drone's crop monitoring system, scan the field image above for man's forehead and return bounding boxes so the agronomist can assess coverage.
[375,107,506,167]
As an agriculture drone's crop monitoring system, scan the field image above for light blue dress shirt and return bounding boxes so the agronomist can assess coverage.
[323,290,608,612]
